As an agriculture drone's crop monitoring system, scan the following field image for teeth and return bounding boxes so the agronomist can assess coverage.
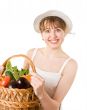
[50,40,58,43]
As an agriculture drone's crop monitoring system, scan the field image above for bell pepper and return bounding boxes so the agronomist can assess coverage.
[22,75,31,81]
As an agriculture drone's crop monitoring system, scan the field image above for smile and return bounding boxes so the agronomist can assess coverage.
[50,40,59,43]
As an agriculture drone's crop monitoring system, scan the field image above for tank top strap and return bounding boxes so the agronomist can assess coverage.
[58,57,71,75]
[31,48,38,61]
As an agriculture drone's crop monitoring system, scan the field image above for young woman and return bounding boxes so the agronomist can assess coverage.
[24,10,78,110]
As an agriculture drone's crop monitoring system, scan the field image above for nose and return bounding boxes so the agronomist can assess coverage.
[50,30,56,38]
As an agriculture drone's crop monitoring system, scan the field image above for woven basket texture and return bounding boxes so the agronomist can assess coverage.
[0,54,41,110]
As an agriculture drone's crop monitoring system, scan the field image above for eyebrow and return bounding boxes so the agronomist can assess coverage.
[44,27,62,29]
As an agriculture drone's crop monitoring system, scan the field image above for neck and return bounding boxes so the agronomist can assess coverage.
[43,46,64,58]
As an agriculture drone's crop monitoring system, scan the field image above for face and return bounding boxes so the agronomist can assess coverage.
[41,26,65,49]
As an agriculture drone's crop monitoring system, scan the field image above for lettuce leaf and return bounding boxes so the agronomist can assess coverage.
[4,61,29,80]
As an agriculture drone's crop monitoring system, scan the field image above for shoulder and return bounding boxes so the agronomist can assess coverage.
[63,58,78,77]
[26,48,39,59]
[67,58,78,70]
[26,48,35,59]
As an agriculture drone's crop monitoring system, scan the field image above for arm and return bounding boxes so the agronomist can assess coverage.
[30,59,78,110]
[53,59,78,103]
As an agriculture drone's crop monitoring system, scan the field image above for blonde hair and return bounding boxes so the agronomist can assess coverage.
[39,16,66,32]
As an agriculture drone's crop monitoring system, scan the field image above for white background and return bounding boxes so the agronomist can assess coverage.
[0,0,87,110]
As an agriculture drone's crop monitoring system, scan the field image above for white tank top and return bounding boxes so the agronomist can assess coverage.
[31,48,71,98]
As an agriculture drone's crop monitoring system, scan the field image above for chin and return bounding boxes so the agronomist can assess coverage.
[49,45,59,49]
[49,43,60,49]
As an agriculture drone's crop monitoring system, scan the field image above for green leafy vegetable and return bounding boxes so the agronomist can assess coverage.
[4,61,29,80]
[5,71,15,80]
[6,61,13,71]
[19,69,29,76]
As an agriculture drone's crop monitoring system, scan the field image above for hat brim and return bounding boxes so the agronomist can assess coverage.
[33,10,72,34]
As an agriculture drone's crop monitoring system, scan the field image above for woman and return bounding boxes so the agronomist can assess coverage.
[24,10,78,110]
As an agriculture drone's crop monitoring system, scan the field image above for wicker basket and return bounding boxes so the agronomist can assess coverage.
[0,54,41,110]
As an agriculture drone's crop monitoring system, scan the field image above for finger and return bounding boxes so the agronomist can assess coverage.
[31,76,40,84]
[31,75,43,84]
[35,74,44,82]
[30,72,36,76]
[30,76,39,88]
[30,72,44,82]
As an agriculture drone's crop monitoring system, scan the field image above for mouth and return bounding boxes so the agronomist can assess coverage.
[50,39,59,44]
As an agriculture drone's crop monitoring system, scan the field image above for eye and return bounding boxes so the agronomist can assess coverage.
[44,29,50,33]
[56,28,62,32]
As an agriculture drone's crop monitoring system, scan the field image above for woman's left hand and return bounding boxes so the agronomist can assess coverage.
[30,72,45,99]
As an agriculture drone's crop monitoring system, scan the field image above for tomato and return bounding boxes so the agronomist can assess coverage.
[1,76,11,87]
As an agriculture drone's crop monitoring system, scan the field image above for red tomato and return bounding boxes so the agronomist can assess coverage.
[1,76,11,87]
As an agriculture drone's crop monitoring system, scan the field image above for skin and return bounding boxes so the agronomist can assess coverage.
[24,25,78,110]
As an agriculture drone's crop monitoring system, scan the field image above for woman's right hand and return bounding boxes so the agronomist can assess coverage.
[30,72,45,99]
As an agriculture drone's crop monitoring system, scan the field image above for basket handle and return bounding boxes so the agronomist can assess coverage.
[1,54,36,75]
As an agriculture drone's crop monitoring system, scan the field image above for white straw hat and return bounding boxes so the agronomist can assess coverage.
[33,10,72,34]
